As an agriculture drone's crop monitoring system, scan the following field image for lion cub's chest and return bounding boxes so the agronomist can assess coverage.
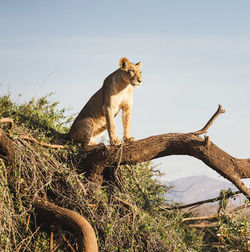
[111,85,133,114]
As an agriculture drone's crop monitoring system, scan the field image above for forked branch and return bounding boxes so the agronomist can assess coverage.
[80,105,250,199]
[1,104,249,200]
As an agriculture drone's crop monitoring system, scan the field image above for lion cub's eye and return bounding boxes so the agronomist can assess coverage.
[130,70,135,76]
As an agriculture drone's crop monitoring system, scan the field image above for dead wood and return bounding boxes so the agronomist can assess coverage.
[2,105,249,200]
[182,215,219,222]
[0,103,249,250]
[0,128,15,160]
[34,199,98,252]
[182,202,250,228]
[192,105,225,135]
[79,105,250,199]
[19,135,67,149]
[0,117,14,129]
[164,190,242,210]
[188,222,218,228]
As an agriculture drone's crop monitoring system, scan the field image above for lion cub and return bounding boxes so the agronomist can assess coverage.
[69,57,142,149]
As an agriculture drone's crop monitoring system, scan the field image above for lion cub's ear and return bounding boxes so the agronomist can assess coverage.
[136,61,142,68]
[119,57,130,71]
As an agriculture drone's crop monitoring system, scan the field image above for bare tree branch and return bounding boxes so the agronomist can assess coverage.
[188,223,218,228]
[182,202,250,225]
[79,106,250,199]
[182,215,218,222]
[1,104,249,200]
[34,199,98,252]
[164,191,242,210]
[193,104,225,135]
[19,135,67,149]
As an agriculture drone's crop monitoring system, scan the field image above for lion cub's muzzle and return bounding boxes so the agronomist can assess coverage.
[131,79,142,87]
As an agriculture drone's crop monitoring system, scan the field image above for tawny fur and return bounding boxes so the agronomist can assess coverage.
[5,58,142,150]
[69,57,142,149]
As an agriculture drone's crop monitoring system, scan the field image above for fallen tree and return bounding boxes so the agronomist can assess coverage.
[1,103,249,251]
[80,105,250,199]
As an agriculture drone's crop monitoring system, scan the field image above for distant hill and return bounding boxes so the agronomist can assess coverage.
[163,175,242,204]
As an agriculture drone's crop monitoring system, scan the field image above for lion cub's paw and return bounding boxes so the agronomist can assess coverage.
[110,137,122,146]
[123,136,136,143]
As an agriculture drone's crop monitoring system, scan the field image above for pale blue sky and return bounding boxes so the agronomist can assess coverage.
[1,1,250,185]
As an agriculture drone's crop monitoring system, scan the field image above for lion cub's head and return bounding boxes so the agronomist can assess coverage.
[119,57,142,87]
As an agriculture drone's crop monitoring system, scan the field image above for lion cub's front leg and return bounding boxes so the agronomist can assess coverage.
[103,105,122,145]
[122,106,135,143]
